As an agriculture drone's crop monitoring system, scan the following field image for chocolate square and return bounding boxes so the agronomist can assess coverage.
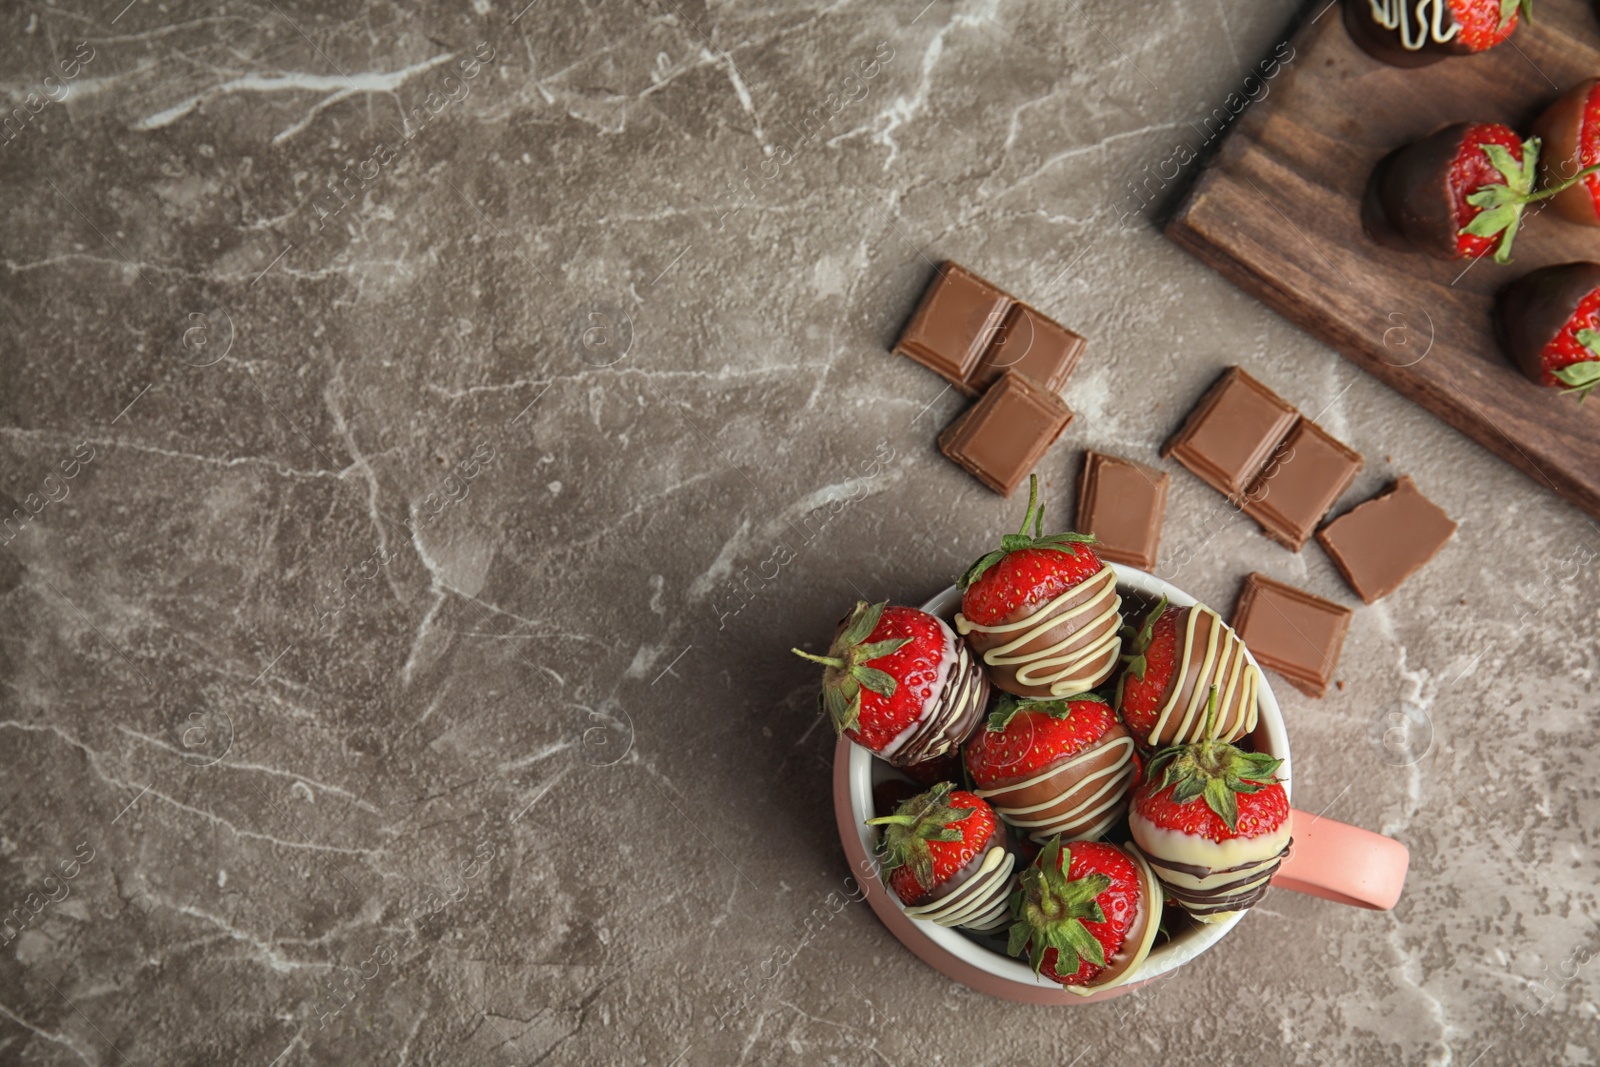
[893,263,1013,388]
[1075,450,1170,571]
[1240,419,1363,550]
[1316,476,1457,603]
[967,303,1087,396]
[1231,573,1352,699]
[1162,367,1300,499]
[939,372,1074,496]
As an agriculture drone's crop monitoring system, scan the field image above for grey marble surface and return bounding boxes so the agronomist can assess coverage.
[3,0,1600,1064]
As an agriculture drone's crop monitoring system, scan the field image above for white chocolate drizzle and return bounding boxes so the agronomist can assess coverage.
[1367,0,1459,51]
[954,565,1122,697]
[1144,604,1259,747]
[974,734,1137,844]
[901,844,1014,931]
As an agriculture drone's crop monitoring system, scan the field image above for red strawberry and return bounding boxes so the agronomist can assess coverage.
[793,600,987,767]
[963,694,1136,843]
[955,475,1123,699]
[1446,0,1528,51]
[1345,0,1529,67]
[1006,836,1161,991]
[1498,261,1600,399]
[1532,79,1600,226]
[1114,597,1259,749]
[1363,123,1597,264]
[867,783,1016,931]
[1128,690,1292,921]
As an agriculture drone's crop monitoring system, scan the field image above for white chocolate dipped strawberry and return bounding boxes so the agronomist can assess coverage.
[793,600,988,768]
[963,694,1137,845]
[1128,690,1291,923]
[955,476,1122,699]
[868,782,1015,933]
[1115,596,1259,749]
[1006,836,1163,993]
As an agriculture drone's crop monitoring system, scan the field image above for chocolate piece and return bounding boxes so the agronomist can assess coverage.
[1230,574,1352,699]
[1316,476,1457,603]
[956,562,1122,698]
[893,262,1012,387]
[1162,367,1299,499]
[1361,123,1473,260]
[967,303,1087,396]
[1497,261,1600,390]
[1115,601,1260,748]
[1075,451,1169,571]
[1241,419,1364,550]
[1531,80,1600,227]
[938,372,1074,497]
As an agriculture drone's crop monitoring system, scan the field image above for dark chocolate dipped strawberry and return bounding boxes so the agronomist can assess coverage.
[1006,836,1163,993]
[867,782,1016,932]
[793,600,987,768]
[1361,123,1598,265]
[1129,691,1292,923]
[954,475,1123,700]
[1343,0,1529,68]
[1115,596,1260,749]
[964,694,1137,844]
[1532,79,1600,226]
[1498,261,1600,400]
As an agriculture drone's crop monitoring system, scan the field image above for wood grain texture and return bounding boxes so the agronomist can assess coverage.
[1166,0,1600,521]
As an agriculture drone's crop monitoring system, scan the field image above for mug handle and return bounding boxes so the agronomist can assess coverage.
[1270,807,1409,910]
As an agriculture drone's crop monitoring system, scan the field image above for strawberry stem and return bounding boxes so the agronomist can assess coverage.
[1527,161,1600,203]
[791,648,846,669]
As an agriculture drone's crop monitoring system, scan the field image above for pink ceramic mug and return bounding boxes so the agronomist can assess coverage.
[832,567,1410,1004]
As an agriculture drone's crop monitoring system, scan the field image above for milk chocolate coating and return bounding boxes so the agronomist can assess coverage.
[1362,123,1472,260]
[1120,604,1258,749]
[1496,261,1600,388]
[963,575,1122,699]
[1531,80,1600,226]
[1340,0,1467,67]
[978,723,1135,842]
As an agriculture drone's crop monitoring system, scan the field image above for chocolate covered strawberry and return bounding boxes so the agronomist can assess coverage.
[954,475,1123,699]
[867,782,1015,932]
[1006,836,1162,993]
[794,600,987,767]
[964,694,1137,844]
[1363,123,1599,264]
[1344,0,1530,68]
[1532,79,1600,226]
[1498,261,1600,400]
[1115,596,1259,749]
[1129,691,1291,922]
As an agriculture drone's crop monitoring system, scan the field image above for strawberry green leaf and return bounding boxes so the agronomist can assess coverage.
[1204,776,1240,831]
[1062,916,1107,968]
[1480,142,1528,190]
[1499,0,1532,29]
[854,637,912,662]
[851,666,898,698]
[958,474,1097,589]
[1575,330,1600,357]
[1555,359,1600,401]
[866,783,978,893]
[841,601,885,646]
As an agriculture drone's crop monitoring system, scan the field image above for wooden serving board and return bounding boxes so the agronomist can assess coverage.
[1166,0,1600,521]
